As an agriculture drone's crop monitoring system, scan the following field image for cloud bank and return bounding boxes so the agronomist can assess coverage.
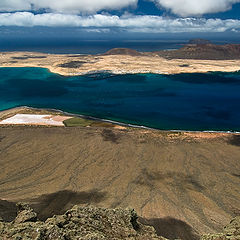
[1,0,240,16]
[153,0,240,16]
[0,0,137,13]
[0,12,240,33]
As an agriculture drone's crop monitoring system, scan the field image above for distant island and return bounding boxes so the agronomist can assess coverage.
[1,41,240,76]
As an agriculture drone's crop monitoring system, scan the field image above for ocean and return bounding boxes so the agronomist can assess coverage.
[0,67,240,132]
[0,38,237,54]
[0,39,187,54]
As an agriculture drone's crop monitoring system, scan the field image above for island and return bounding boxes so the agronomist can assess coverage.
[1,43,240,75]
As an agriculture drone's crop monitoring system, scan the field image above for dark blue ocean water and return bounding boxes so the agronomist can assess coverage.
[0,67,240,131]
[0,37,237,54]
[0,39,186,54]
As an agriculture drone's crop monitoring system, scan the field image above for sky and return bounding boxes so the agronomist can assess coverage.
[0,0,239,40]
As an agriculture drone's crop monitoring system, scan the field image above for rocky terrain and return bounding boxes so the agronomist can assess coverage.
[0,203,165,240]
[0,203,239,240]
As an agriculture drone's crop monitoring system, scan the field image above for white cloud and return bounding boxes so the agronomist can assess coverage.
[0,0,137,13]
[0,12,240,33]
[0,0,32,12]
[1,0,239,16]
[151,0,240,16]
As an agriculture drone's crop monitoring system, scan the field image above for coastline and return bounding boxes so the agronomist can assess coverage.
[1,106,240,135]
[1,51,240,76]
[1,51,240,133]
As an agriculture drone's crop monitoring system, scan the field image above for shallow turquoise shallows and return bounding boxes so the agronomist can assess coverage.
[0,67,240,131]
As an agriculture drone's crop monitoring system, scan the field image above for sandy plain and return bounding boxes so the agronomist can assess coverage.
[0,51,240,75]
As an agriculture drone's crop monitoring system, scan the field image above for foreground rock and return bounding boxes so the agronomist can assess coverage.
[0,203,165,240]
[202,216,240,240]
[1,203,239,240]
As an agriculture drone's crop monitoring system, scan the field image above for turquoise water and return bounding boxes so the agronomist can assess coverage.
[0,67,240,131]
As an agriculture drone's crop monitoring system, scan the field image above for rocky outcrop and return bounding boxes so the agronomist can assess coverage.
[14,202,37,224]
[201,216,240,240]
[0,203,166,240]
[1,203,239,240]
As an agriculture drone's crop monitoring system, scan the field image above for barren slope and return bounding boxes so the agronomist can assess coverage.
[0,126,240,239]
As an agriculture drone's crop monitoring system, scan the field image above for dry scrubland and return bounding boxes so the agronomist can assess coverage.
[0,123,240,239]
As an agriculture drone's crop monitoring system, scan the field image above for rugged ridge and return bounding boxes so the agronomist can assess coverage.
[0,203,239,240]
[202,216,240,240]
[0,203,165,240]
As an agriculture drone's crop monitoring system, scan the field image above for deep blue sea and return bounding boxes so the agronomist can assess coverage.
[0,39,186,54]
[0,67,240,131]
[0,38,237,54]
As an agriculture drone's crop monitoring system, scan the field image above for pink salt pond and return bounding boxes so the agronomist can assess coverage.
[0,114,72,126]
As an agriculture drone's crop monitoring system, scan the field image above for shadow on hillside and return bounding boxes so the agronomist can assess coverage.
[0,190,107,222]
[0,199,17,222]
[228,135,240,146]
[139,217,200,240]
[101,129,120,143]
[29,190,108,220]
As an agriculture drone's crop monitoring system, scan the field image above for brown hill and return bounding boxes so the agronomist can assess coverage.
[103,44,240,60]
[0,125,240,239]
[155,44,240,60]
[104,48,143,56]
